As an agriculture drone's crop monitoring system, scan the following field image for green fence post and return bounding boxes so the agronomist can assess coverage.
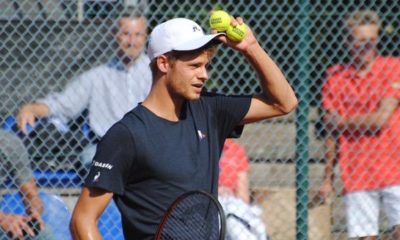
[295,1,311,240]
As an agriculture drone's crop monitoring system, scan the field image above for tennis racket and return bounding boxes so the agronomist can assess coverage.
[155,190,226,240]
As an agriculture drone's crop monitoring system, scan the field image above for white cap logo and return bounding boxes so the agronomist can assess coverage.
[192,25,201,32]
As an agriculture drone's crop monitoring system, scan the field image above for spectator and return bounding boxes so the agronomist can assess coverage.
[0,130,54,239]
[219,139,267,240]
[15,11,152,170]
[219,139,251,203]
[319,10,400,240]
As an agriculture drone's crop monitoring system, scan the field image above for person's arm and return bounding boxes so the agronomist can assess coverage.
[0,179,41,238]
[319,135,338,201]
[0,211,35,238]
[70,187,113,240]
[71,123,134,239]
[217,17,298,124]
[19,178,45,230]
[16,70,94,134]
[326,97,398,133]
[16,102,50,134]
[20,178,43,215]
[235,171,250,204]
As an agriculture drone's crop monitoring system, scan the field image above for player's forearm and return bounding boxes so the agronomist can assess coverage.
[70,217,102,240]
[243,43,297,114]
[71,187,113,240]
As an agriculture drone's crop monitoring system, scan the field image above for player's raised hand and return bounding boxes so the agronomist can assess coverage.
[212,16,258,54]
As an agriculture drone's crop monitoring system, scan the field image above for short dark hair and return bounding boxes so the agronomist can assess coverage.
[149,42,218,80]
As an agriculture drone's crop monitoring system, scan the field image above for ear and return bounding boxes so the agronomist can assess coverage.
[156,55,170,73]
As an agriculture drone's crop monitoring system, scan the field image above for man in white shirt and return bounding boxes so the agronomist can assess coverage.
[16,13,152,170]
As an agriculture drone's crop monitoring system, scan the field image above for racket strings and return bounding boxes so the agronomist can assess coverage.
[158,193,222,240]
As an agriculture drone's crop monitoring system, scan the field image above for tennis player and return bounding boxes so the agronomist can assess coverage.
[70,16,297,239]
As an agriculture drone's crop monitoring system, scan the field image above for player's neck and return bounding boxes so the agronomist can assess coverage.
[142,84,184,122]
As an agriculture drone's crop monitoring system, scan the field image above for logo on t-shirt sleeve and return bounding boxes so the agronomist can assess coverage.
[92,160,113,170]
[93,171,101,182]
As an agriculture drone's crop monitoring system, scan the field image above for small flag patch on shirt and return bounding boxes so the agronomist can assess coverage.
[197,130,207,140]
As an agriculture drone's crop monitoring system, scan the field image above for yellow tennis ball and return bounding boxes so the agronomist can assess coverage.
[209,10,231,32]
[226,24,247,42]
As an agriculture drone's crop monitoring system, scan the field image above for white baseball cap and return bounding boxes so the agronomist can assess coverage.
[147,18,224,60]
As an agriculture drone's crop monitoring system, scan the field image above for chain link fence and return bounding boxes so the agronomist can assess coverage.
[1,0,399,239]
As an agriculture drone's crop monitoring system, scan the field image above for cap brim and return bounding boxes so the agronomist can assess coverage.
[173,33,225,52]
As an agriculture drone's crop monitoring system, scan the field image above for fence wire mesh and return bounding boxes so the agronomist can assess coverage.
[1,0,400,239]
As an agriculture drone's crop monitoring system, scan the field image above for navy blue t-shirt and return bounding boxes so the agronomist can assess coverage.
[85,92,251,239]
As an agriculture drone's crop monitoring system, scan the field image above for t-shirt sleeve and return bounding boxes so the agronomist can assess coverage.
[214,94,252,139]
[84,123,135,195]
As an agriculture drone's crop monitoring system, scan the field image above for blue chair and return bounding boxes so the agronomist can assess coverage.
[98,200,124,239]
[33,170,82,188]
[1,115,37,136]
[0,191,72,240]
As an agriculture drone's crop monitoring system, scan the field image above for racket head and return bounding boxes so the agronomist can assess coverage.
[155,190,226,240]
